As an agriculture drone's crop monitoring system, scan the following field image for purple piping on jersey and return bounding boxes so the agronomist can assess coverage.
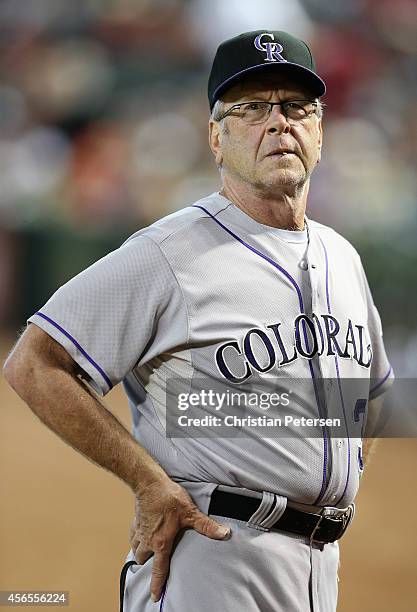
[192,203,328,501]
[193,205,305,305]
[317,236,351,506]
[370,365,392,395]
[34,311,113,391]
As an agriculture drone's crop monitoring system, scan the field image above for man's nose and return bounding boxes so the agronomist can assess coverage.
[266,105,291,135]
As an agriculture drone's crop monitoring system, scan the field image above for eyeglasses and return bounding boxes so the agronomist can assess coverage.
[217,100,318,125]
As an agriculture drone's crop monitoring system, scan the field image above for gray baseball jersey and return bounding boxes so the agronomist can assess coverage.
[28,192,393,510]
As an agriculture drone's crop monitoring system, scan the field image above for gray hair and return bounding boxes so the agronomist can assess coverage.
[210,99,228,123]
[210,99,229,134]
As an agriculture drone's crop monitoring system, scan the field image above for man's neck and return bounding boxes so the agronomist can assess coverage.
[220,180,308,230]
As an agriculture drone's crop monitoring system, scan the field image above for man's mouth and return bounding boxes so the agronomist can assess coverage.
[267,149,295,157]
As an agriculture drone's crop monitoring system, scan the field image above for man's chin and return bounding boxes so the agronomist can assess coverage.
[260,169,306,190]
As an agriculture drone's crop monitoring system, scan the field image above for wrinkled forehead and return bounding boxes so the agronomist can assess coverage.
[221,74,316,103]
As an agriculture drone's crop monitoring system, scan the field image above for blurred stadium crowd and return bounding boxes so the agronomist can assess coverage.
[0,0,416,374]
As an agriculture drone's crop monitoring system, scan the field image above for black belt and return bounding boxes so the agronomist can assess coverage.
[208,489,354,544]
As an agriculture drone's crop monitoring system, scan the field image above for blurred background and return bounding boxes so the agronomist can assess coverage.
[0,0,416,610]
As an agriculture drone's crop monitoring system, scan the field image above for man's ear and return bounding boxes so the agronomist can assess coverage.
[209,120,223,166]
[317,119,323,164]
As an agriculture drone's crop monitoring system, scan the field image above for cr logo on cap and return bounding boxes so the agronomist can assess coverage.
[254,33,287,63]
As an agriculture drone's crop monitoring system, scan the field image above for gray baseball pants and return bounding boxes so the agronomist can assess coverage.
[121,482,339,612]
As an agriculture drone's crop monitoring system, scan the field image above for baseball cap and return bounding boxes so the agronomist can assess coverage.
[208,30,326,110]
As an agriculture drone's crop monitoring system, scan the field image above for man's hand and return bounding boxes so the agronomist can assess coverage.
[129,478,230,602]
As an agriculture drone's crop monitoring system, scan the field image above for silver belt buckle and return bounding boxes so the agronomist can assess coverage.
[310,503,355,545]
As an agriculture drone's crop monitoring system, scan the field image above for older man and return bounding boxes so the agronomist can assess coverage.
[4,31,392,612]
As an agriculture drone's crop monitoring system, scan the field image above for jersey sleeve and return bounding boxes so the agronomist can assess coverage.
[360,264,394,399]
[27,235,188,396]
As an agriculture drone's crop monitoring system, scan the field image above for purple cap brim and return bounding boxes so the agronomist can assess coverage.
[211,62,326,109]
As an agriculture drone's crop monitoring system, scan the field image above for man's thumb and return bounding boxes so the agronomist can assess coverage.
[193,511,230,539]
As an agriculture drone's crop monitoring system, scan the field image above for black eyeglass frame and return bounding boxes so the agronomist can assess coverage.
[216,100,319,124]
